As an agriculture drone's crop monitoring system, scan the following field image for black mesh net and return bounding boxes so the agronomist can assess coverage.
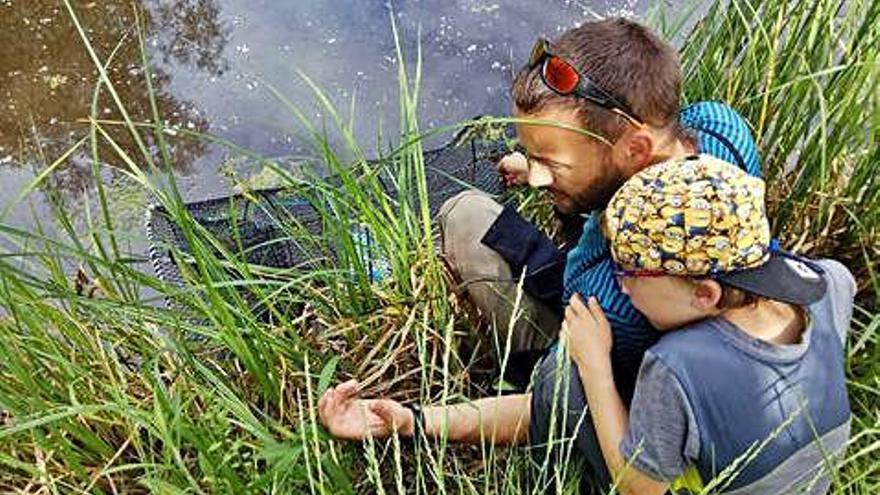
[145,133,512,307]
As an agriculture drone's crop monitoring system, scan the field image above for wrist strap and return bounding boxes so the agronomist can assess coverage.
[403,403,424,439]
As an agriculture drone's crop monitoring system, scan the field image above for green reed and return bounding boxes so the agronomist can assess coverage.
[0,0,877,493]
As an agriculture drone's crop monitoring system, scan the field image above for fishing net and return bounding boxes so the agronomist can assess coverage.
[145,132,513,306]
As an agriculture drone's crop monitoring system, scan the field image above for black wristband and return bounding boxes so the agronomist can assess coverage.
[403,403,424,439]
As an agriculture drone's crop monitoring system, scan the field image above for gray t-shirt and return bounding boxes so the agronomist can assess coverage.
[620,259,855,493]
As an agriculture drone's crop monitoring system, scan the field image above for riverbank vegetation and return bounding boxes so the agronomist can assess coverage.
[0,0,877,492]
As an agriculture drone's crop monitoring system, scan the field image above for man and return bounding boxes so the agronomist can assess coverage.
[321,17,761,492]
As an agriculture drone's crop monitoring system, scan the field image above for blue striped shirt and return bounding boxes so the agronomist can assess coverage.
[561,101,762,399]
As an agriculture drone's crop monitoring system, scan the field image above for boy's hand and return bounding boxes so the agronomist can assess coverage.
[497,152,529,187]
[562,294,613,370]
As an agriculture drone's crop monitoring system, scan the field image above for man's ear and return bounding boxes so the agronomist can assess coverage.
[692,280,723,311]
[615,130,655,177]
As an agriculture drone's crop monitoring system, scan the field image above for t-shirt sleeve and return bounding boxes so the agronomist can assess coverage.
[813,259,857,347]
[620,351,700,482]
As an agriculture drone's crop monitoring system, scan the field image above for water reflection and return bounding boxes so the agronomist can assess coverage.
[0,0,227,201]
[1,0,670,229]
[152,0,230,75]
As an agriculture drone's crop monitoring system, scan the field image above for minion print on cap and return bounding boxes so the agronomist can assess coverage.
[604,154,771,277]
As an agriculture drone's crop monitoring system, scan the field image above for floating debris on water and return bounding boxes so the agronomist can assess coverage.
[45,74,67,89]
[469,3,501,14]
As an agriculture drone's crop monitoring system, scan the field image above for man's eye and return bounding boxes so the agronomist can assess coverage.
[533,158,561,170]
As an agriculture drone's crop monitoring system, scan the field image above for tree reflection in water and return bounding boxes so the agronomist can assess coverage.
[0,0,229,206]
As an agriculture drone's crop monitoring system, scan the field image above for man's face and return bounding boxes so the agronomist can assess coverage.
[515,106,626,214]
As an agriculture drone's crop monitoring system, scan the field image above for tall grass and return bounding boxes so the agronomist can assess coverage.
[681,0,880,304]
[0,0,877,493]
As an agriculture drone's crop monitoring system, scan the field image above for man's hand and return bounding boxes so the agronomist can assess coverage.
[497,151,529,187]
[318,379,413,441]
[561,294,613,370]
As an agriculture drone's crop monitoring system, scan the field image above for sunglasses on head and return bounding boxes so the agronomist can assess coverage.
[529,38,644,127]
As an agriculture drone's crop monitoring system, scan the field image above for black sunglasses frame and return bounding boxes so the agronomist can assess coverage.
[529,38,645,126]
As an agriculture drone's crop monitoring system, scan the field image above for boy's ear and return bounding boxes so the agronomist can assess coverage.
[692,280,723,311]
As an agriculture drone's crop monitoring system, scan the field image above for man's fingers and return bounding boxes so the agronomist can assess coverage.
[336,379,360,401]
[497,152,528,186]
[322,380,359,415]
[497,151,525,170]
[369,401,395,429]
[320,386,340,418]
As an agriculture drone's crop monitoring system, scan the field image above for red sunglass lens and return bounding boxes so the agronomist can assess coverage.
[543,56,579,94]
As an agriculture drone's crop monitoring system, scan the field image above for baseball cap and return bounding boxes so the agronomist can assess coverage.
[604,154,827,306]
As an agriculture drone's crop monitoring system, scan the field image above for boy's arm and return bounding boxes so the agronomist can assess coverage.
[562,295,669,495]
[573,354,668,495]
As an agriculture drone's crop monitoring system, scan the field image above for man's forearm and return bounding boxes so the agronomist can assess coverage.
[418,393,531,445]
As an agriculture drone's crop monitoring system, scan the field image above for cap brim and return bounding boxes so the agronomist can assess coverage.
[718,253,827,306]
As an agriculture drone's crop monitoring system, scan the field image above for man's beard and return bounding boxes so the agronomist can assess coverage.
[563,169,627,214]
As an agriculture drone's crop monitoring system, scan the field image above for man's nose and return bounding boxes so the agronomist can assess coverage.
[527,161,553,188]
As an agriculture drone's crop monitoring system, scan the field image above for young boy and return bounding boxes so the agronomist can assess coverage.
[562,154,853,494]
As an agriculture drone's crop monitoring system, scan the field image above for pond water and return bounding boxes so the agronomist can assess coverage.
[0,0,680,237]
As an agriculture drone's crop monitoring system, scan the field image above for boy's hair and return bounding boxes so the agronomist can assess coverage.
[718,284,761,309]
[680,278,761,310]
[512,18,681,140]
[678,278,763,310]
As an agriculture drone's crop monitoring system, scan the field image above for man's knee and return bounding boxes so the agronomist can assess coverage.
[529,351,583,455]
[438,190,505,270]
[532,351,587,421]
[438,189,500,220]
[438,190,502,244]
[531,351,609,485]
